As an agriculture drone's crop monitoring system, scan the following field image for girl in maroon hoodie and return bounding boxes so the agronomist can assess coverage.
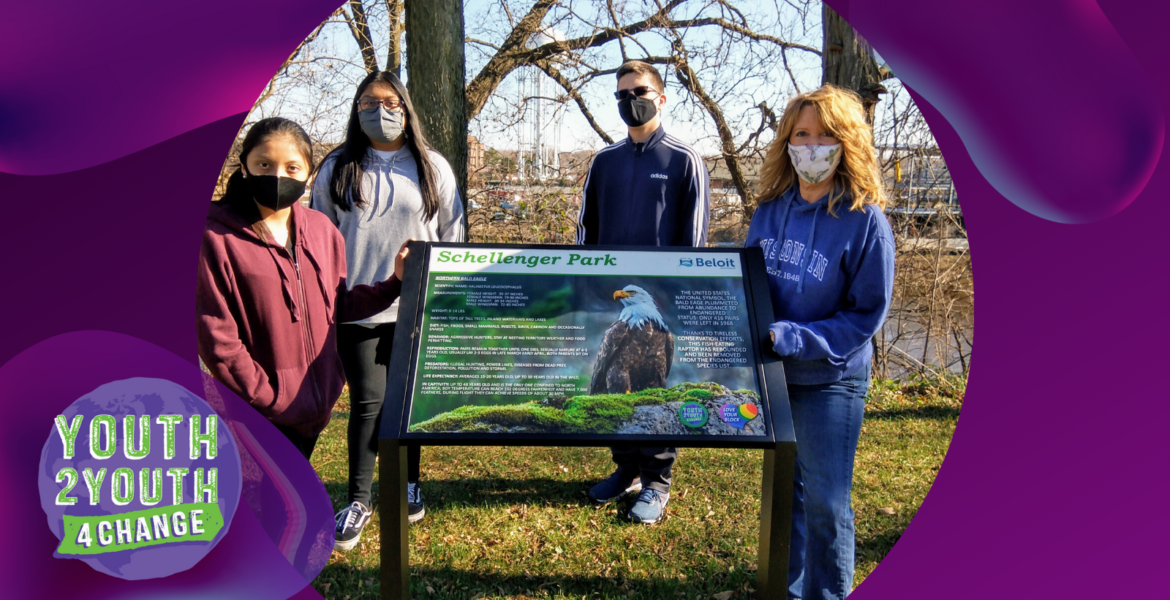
[197,117,409,459]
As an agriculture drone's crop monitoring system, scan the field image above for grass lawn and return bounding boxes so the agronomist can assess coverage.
[310,375,962,599]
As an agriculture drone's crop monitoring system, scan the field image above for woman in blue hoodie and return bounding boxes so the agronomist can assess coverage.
[745,85,895,600]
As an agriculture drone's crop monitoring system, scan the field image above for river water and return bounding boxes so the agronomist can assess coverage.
[878,304,973,378]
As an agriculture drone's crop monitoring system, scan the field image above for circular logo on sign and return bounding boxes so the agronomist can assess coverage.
[37,377,242,580]
[738,403,759,421]
[678,402,709,428]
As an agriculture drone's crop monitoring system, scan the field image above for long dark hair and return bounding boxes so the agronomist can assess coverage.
[324,70,442,221]
[220,117,315,221]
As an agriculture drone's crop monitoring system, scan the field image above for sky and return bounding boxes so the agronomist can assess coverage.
[462,0,825,155]
[247,0,931,158]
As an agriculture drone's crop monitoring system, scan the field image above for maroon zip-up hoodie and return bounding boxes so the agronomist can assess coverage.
[197,200,402,437]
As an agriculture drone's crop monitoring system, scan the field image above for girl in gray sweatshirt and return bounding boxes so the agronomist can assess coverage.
[310,70,464,550]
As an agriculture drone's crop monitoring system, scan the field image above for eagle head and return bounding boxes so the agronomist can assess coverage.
[613,285,667,330]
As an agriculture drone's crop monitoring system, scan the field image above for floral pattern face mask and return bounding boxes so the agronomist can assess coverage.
[787,143,842,184]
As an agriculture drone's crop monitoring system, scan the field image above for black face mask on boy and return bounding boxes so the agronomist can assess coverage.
[618,96,658,128]
[243,167,306,211]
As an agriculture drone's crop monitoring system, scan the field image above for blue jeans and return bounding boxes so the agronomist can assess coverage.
[787,366,869,600]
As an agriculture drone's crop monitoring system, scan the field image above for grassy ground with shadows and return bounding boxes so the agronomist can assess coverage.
[310,374,962,599]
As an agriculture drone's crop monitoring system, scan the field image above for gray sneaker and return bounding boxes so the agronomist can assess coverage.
[628,488,669,524]
[588,470,642,504]
[334,501,373,551]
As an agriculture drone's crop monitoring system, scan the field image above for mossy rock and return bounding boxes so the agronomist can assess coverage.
[540,395,569,409]
[411,403,570,433]
[673,382,727,394]
[411,382,723,434]
[683,389,714,401]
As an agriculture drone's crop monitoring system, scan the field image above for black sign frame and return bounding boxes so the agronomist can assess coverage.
[380,241,794,448]
[378,241,796,600]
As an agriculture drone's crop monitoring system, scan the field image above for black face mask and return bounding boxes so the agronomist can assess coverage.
[618,96,658,127]
[243,168,306,211]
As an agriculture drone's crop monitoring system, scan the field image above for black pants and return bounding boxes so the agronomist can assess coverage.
[274,423,319,461]
[338,323,421,508]
[610,445,677,493]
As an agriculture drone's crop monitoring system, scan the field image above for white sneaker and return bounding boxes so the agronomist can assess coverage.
[334,501,373,551]
[407,482,426,524]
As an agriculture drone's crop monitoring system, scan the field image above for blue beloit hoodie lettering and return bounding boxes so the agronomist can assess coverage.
[744,186,895,385]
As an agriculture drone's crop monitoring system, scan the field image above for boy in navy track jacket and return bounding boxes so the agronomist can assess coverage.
[576,123,710,246]
[578,60,711,524]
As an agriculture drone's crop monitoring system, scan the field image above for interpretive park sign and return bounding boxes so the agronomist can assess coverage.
[378,242,796,599]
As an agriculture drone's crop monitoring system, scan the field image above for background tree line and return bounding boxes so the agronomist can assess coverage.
[224,0,970,379]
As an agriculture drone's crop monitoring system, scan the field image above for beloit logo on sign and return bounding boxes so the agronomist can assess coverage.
[679,257,737,269]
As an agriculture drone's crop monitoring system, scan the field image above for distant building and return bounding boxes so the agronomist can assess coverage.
[705,156,763,203]
[470,144,956,218]
[476,147,593,186]
[878,146,956,212]
[467,135,485,181]
[556,150,594,185]
[704,147,958,215]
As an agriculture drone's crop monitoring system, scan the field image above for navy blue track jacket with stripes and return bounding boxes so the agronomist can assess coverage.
[576,127,710,247]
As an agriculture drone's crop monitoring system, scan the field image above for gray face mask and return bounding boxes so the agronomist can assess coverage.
[359,106,405,144]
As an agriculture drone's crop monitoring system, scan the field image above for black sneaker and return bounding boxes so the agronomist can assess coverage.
[334,501,372,552]
[408,482,426,524]
[588,469,642,504]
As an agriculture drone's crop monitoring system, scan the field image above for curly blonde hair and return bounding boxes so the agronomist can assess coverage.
[757,84,885,214]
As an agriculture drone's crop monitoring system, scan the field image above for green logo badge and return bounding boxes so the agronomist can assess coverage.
[679,402,709,428]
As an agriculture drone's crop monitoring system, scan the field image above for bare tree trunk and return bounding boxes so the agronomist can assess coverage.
[533,59,614,145]
[345,0,379,73]
[823,4,891,375]
[671,47,754,220]
[464,0,559,121]
[464,0,697,121]
[821,4,888,125]
[386,0,403,78]
[406,0,468,213]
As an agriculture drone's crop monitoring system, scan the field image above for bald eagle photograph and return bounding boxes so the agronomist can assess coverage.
[409,271,762,436]
[590,285,675,394]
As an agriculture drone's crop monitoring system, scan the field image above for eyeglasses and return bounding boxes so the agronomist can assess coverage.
[357,98,402,111]
[613,86,659,101]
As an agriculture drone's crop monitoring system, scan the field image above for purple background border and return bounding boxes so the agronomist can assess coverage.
[2,0,1168,598]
